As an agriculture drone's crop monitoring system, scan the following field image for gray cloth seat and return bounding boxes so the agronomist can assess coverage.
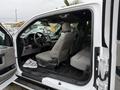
[36,51,58,66]
[36,23,75,67]
[70,47,91,71]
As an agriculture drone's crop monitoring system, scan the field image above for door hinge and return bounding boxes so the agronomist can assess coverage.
[94,47,109,90]
[96,78,108,90]
[97,56,109,80]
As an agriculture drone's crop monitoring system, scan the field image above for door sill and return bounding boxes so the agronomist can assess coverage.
[15,75,56,90]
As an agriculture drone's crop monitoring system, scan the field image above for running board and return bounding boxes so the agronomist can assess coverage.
[15,75,56,90]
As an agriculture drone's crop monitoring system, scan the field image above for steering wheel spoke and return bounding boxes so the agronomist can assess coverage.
[34,32,46,47]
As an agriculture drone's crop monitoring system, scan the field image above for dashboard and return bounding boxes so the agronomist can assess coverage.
[20,33,36,46]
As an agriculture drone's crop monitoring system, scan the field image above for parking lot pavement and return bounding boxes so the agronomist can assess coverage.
[3,83,27,90]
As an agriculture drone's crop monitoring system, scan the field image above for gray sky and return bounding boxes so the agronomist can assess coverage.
[0,0,65,22]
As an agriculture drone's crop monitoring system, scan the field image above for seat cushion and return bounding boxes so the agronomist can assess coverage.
[70,47,91,71]
[36,51,58,67]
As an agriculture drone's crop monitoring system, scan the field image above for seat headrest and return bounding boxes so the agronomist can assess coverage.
[62,23,71,32]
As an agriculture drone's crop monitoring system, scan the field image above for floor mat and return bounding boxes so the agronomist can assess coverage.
[21,60,90,85]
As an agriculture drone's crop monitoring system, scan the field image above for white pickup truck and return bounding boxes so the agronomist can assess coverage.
[0,0,119,90]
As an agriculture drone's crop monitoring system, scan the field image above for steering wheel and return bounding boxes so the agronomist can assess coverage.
[34,32,47,47]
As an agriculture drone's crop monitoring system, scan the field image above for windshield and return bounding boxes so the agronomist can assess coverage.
[21,21,61,38]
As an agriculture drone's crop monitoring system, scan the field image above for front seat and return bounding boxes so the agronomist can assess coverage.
[36,23,75,67]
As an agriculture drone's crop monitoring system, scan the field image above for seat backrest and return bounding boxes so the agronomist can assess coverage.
[50,23,74,63]
[70,23,85,56]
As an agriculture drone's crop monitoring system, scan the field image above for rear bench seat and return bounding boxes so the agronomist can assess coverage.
[70,47,91,71]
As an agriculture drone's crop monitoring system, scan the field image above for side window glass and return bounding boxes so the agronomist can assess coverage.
[0,26,13,46]
[0,31,5,45]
